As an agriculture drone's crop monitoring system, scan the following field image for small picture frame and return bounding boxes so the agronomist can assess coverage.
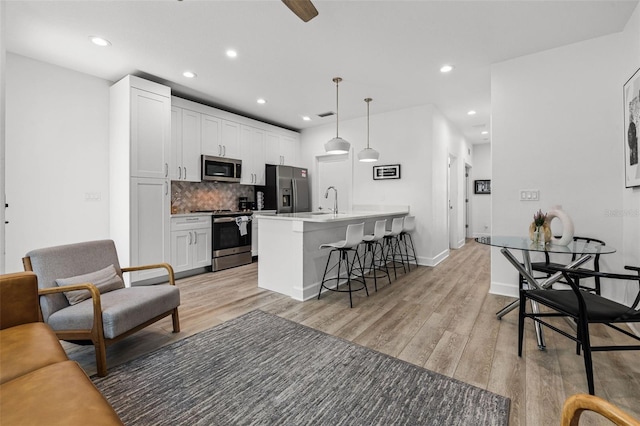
[624,67,640,188]
[474,179,491,194]
[373,164,401,180]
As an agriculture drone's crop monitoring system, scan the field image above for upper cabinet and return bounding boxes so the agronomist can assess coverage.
[201,114,240,158]
[240,125,266,185]
[129,87,171,179]
[172,96,300,183]
[171,107,201,182]
[266,132,299,166]
[201,113,222,157]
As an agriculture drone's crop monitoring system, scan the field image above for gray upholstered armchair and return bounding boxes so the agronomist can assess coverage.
[23,240,180,376]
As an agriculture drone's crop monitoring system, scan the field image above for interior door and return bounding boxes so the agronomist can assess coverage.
[316,154,351,213]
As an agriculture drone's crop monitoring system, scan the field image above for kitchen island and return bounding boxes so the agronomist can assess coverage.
[256,208,409,301]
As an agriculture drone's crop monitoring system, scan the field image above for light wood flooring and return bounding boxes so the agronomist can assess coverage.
[65,239,640,425]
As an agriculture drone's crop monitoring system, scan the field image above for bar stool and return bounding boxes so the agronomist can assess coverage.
[361,220,391,291]
[383,217,407,279]
[317,222,368,308]
[399,216,418,270]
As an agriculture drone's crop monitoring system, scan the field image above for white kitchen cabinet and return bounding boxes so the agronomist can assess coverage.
[170,215,212,273]
[110,75,172,285]
[129,87,171,179]
[201,115,239,158]
[130,177,171,282]
[266,132,299,166]
[240,125,266,185]
[221,120,240,158]
[171,107,201,182]
[201,113,222,157]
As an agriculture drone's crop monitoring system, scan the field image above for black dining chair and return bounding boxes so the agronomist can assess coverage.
[520,236,606,295]
[518,265,640,395]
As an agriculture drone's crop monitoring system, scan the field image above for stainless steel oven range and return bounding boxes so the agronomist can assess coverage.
[192,210,253,271]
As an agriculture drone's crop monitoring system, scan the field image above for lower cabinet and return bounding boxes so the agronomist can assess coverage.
[170,215,212,273]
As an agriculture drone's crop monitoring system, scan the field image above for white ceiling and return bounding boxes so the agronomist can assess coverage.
[5,0,638,144]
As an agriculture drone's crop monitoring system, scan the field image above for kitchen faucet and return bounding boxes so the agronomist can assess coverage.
[325,186,338,214]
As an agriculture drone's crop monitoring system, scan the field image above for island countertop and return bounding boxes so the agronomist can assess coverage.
[257,208,409,300]
[254,209,409,223]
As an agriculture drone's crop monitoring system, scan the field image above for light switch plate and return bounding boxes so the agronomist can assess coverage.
[519,189,540,201]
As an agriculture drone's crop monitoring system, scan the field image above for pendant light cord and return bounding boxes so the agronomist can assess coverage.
[365,98,372,149]
[335,79,340,138]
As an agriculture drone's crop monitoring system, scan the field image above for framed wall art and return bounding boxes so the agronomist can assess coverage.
[474,179,491,194]
[373,164,401,180]
[624,67,640,188]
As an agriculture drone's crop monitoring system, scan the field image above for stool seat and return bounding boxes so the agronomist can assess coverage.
[317,223,368,308]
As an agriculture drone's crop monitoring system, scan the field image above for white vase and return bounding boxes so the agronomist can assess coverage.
[546,205,574,246]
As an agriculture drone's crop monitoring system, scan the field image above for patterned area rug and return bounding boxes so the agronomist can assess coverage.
[94,310,510,425]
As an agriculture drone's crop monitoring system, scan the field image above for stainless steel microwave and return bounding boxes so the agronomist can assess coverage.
[201,155,242,183]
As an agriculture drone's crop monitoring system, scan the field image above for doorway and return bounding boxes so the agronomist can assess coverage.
[315,153,352,213]
[448,155,458,249]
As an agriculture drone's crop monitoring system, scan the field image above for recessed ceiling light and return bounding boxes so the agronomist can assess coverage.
[89,36,111,47]
[226,49,238,58]
[481,130,489,135]
[440,65,454,73]
[183,71,197,78]
[467,110,477,116]
[302,116,311,121]
[257,98,267,104]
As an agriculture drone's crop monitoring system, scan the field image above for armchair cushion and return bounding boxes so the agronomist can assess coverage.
[56,264,124,305]
[47,285,180,339]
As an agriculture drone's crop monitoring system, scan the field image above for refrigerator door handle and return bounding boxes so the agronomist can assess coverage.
[291,179,297,213]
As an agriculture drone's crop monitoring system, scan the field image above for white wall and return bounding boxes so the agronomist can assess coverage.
[490,4,640,306]
[5,54,111,272]
[300,104,470,266]
[471,143,491,237]
[1,2,6,273]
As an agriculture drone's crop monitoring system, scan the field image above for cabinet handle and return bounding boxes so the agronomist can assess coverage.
[165,163,169,177]
[183,166,187,180]
[164,181,168,196]
[223,145,226,157]
[178,166,182,180]
[218,145,222,156]
[194,231,198,244]
[188,231,192,245]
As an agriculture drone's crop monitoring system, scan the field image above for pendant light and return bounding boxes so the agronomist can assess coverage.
[324,77,350,154]
[358,97,379,162]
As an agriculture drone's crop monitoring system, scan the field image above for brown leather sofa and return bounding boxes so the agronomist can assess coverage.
[0,272,123,425]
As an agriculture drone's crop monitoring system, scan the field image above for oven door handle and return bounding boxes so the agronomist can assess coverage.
[214,217,237,223]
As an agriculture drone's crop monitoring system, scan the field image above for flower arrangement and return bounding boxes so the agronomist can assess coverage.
[530,209,551,244]
[533,209,547,227]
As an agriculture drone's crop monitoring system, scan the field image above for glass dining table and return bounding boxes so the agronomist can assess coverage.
[475,236,616,350]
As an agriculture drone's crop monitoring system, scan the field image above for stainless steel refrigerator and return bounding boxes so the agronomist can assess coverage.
[262,164,310,213]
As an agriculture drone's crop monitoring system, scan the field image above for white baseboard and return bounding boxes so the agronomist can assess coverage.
[423,249,449,267]
[490,281,518,298]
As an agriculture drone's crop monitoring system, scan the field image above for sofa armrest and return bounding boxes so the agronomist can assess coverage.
[121,262,176,285]
[0,272,41,329]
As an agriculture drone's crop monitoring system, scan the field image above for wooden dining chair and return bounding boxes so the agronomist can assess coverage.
[518,265,640,395]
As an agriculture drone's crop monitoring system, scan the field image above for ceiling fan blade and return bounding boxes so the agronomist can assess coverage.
[281,0,318,22]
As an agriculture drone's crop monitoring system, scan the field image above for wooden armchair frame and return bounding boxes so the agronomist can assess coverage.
[23,258,180,377]
[561,394,640,426]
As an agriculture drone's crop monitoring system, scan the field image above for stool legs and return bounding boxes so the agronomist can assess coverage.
[318,248,368,308]
[399,232,418,270]
[363,241,391,291]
